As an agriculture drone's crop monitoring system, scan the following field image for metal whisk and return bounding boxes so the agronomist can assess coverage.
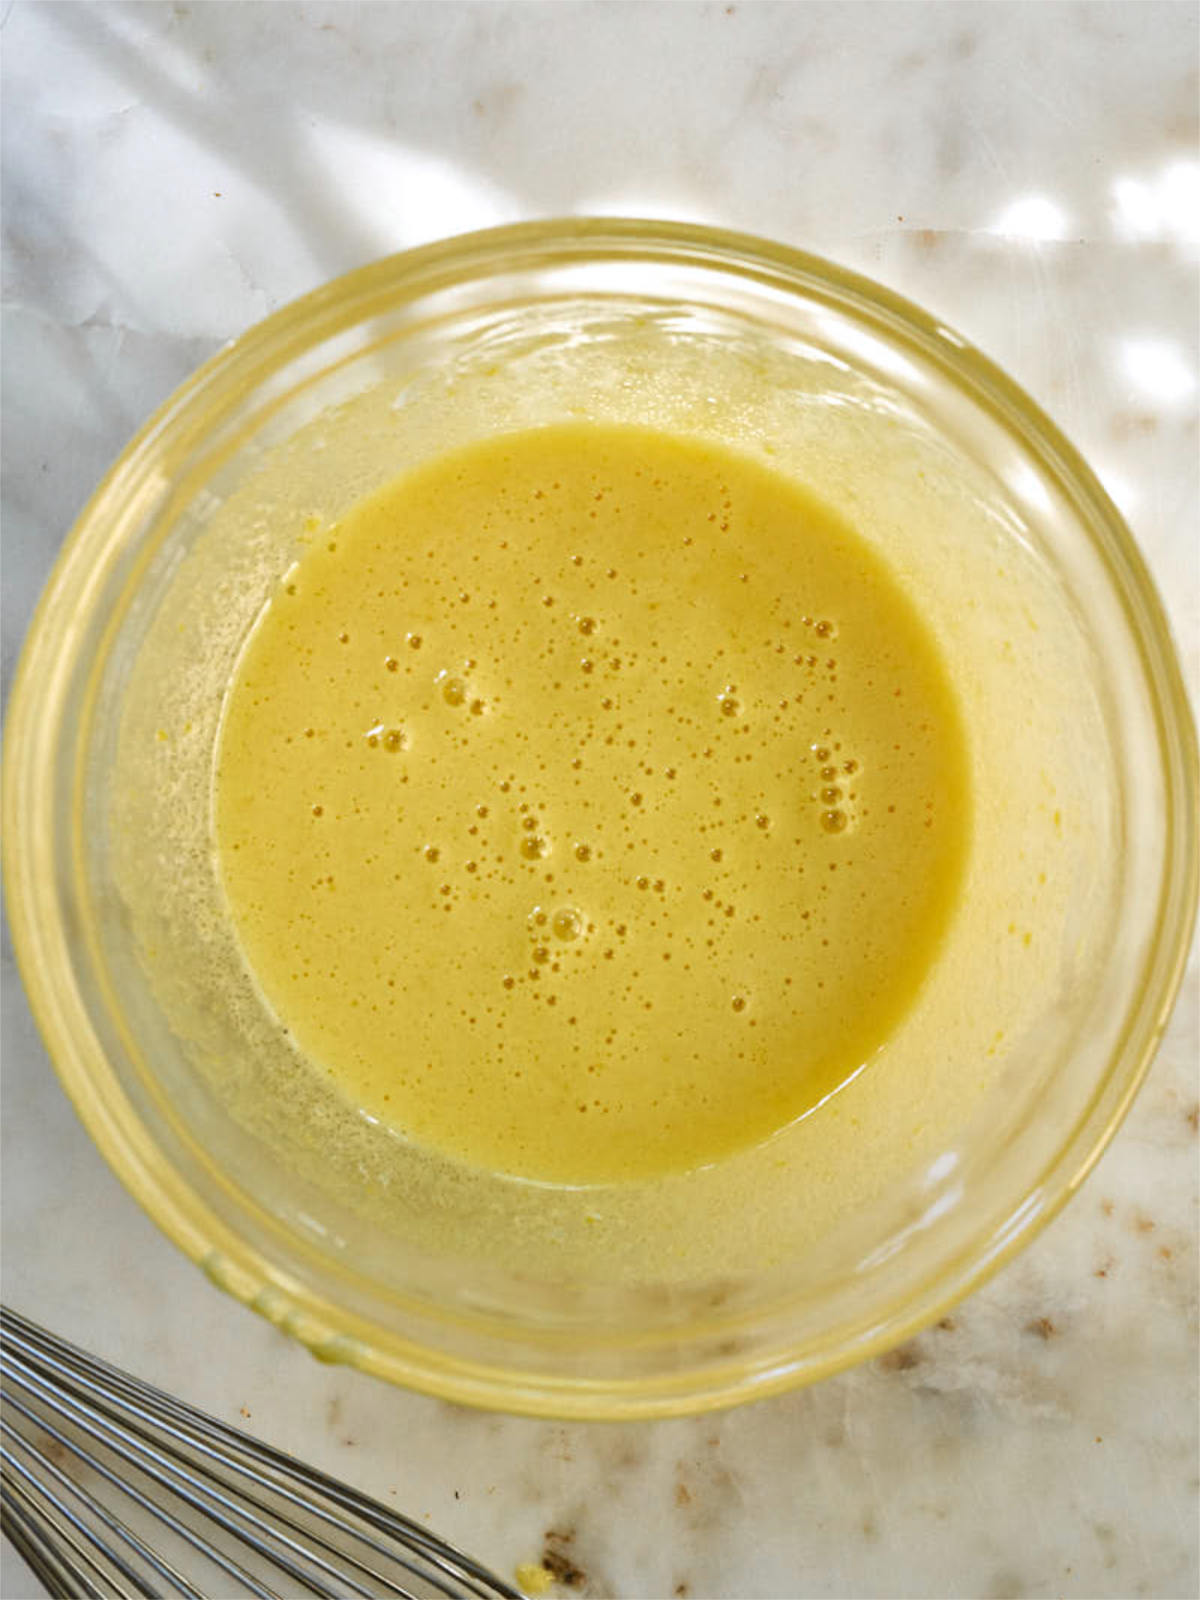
[0,1306,519,1600]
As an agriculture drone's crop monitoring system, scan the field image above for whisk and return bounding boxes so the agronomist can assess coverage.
[0,1306,520,1600]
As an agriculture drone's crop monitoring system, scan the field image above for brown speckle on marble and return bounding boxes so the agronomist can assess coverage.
[1187,1103,1199,1134]
[936,1315,958,1331]
[675,1479,692,1508]
[326,1395,342,1428]
[1134,1213,1156,1234]
[878,1340,923,1371]
[542,1530,585,1590]
[1093,1521,1119,1570]
[470,82,524,124]
[1027,1316,1058,1340]
[1111,410,1161,440]
[1094,1255,1116,1278]
[986,1572,1026,1600]
[1101,1198,1115,1217]
[611,1441,644,1470]
[239,1405,251,1419]
[542,1426,574,1465]
[674,1584,690,1598]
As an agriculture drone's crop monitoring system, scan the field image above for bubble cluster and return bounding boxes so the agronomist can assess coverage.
[808,738,862,836]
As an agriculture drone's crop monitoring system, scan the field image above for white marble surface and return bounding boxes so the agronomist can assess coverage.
[2,4,1197,1597]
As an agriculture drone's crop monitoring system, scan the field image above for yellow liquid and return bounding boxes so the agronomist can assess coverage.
[216,425,968,1185]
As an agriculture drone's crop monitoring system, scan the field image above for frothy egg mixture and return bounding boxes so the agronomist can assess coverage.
[216,424,968,1185]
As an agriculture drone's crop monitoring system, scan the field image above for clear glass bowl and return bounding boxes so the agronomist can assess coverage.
[4,220,1195,1418]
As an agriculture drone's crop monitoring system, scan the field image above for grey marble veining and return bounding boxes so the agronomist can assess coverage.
[2,5,1196,1598]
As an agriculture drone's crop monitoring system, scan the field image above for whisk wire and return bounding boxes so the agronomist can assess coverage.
[10,1329,462,1600]
[4,1368,288,1600]
[3,1487,86,1599]
[13,1316,462,1565]
[2,1434,160,1599]
[8,1314,502,1600]
[1,1307,519,1600]
[3,1418,202,1600]
[3,1465,122,1600]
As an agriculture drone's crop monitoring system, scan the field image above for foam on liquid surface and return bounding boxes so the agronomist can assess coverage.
[216,424,968,1184]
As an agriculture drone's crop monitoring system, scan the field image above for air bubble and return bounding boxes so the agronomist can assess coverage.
[821,809,848,834]
[520,835,550,861]
[442,677,466,707]
[553,908,582,941]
